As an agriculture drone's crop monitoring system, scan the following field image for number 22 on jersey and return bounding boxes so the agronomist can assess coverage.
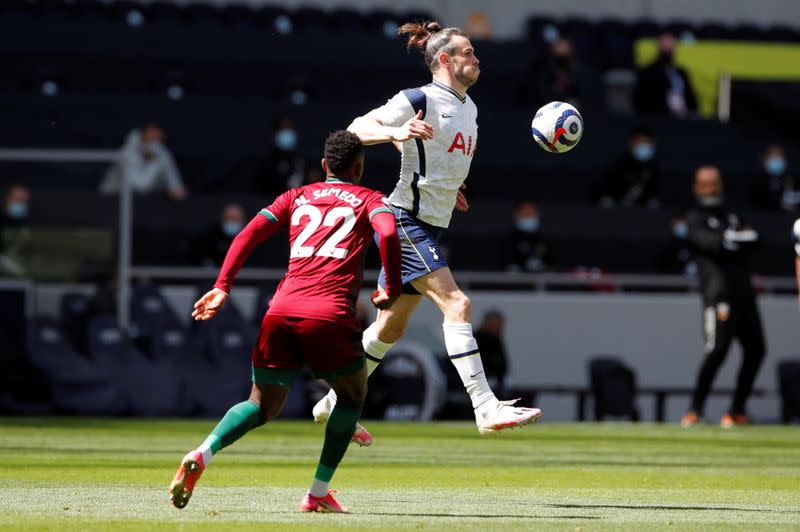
[290,204,356,259]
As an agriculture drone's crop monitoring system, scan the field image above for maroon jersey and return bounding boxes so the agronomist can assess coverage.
[214,178,396,322]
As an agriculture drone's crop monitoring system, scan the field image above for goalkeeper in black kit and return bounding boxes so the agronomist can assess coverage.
[681,165,765,428]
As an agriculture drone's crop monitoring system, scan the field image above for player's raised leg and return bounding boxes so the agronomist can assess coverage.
[312,293,422,445]
[169,382,289,509]
[411,268,541,434]
[301,364,368,513]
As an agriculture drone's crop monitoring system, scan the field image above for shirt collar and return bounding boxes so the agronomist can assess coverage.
[431,80,466,103]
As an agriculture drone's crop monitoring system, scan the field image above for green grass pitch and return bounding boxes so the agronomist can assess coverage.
[1,418,799,530]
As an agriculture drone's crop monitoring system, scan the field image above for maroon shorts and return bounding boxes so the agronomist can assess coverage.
[251,314,364,385]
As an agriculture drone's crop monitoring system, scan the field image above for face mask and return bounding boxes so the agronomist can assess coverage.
[143,140,162,154]
[222,221,243,238]
[764,155,786,177]
[6,201,28,220]
[659,51,674,63]
[673,222,688,239]
[515,217,540,233]
[275,129,298,151]
[697,194,723,207]
[632,143,655,162]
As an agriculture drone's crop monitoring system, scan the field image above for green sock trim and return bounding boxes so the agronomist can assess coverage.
[314,464,337,483]
[205,434,222,454]
[316,405,361,483]
[209,400,263,451]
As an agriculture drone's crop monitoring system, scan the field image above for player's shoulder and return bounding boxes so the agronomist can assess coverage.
[346,182,386,200]
[302,180,385,204]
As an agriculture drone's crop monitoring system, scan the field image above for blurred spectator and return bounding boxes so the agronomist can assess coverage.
[100,124,188,200]
[657,211,697,275]
[634,32,698,117]
[501,200,552,272]
[0,184,32,277]
[596,127,661,208]
[189,203,246,267]
[254,117,302,194]
[751,145,799,211]
[519,37,599,110]
[473,310,509,395]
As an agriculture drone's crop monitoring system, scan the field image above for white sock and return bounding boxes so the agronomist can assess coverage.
[443,322,496,409]
[362,322,395,375]
[321,323,395,406]
[309,478,330,498]
[197,435,218,467]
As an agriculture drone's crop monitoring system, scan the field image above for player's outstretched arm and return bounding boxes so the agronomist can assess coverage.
[370,211,402,309]
[348,110,433,146]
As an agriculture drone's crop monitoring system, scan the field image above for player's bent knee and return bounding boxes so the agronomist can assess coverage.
[447,293,472,322]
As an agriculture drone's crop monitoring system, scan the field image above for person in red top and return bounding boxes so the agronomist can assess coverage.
[169,131,402,514]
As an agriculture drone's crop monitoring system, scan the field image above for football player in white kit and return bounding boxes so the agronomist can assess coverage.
[313,21,542,440]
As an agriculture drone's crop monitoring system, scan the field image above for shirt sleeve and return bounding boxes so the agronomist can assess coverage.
[259,190,294,226]
[368,91,415,127]
[366,192,392,220]
[370,211,402,297]
[159,149,185,190]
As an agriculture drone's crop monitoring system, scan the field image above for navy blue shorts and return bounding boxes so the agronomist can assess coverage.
[378,206,448,295]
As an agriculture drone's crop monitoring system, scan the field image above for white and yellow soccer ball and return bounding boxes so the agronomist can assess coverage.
[531,101,584,154]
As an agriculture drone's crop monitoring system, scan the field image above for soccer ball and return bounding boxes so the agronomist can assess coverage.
[531,101,584,154]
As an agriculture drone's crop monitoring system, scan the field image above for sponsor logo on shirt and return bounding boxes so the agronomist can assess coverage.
[447,132,476,156]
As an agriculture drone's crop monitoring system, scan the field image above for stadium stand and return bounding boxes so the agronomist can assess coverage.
[1,2,799,419]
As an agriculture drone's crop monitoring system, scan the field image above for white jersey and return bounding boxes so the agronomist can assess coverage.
[369,80,478,228]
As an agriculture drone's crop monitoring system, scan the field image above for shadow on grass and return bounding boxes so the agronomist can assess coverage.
[549,503,778,513]
[357,512,600,519]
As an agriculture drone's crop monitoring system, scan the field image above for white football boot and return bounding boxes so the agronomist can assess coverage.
[475,398,542,435]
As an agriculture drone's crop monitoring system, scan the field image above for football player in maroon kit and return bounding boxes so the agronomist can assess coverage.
[169,130,402,514]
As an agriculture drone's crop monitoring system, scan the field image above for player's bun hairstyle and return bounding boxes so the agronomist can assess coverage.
[398,21,467,72]
[324,130,364,175]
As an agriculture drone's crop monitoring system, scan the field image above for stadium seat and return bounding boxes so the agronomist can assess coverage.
[292,7,329,33]
[194,306,255,401]
[597,19,634,69]
[329,8,366,33]
[588,356,639,421]
[130,282,182,357]
[150,320,243,415]
[767,25,800,43]
[60,292,91,353]
[26,317,126,414]
[88,315,183,416]
[696,22,733,40]
[630,19,662,38]
[777,359,800,423]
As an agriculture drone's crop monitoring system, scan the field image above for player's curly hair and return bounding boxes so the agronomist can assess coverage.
[398,21,467,72]
[324,130,364,174]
